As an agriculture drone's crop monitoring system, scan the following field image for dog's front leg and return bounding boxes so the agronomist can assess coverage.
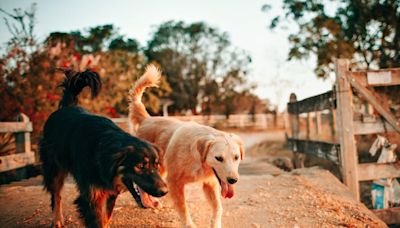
[106,195,118,222]
[203,181,223,228]
[169,182,196,228]
[74,193,108,228]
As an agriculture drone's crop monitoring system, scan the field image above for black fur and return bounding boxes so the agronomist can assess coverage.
[40,70,167,228]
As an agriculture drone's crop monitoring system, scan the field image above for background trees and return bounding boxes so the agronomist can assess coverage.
[264,0,400,78]
[145,21,254,115]
[1,4,267,140]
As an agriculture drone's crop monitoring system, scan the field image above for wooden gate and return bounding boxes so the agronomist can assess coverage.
[287,59,400,224]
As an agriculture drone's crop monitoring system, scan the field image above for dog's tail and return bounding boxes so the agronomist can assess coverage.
[128,64,161,127]
[58,69,102,108]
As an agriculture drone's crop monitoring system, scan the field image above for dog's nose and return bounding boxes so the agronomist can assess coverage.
[227,177,238,184]
[157,186,168,196]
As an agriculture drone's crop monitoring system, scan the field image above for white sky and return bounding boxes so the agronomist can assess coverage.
[0,0,335,111]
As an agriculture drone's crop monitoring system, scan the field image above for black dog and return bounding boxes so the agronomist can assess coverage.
[40,69,167,228]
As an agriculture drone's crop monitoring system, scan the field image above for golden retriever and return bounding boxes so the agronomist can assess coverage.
[128,65,244,228]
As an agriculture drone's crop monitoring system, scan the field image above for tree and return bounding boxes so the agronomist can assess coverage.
[264,0,400,78]
[146,21,251,114]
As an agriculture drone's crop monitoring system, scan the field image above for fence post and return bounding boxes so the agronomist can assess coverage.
[14,113,31,154]
[335,59,359,200]
[289,93,305,168]
[306,113,311,139]
[315,111,322,139]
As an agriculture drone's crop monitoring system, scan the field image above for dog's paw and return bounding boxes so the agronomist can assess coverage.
[54,220,63,228]
[183,222,197,228]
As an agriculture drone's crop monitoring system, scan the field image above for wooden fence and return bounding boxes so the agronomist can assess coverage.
[0,113,35,173]
[286,59,400,224]
[113,113,282,132]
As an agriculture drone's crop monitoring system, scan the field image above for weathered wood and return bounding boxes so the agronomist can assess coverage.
[347,72,400,133]
[306,113,311,139]
[329,109,336,142]
[353,120,396,135]
[373,207,400,225]
[0,122,32,133]
[335,59,360,201]
[315,111,322,137]
[14,113,31,154]
[289,93,305,169]
[357,162,400,181]
[287,138,340,164]
[287,90,334,114]
[351,68,400,87]
[0,152,35,172]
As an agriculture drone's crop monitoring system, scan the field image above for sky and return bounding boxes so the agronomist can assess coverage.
[0,0,334,111]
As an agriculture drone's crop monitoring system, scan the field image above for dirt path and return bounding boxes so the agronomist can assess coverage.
[0,170,385,228]
[0,130,386,228]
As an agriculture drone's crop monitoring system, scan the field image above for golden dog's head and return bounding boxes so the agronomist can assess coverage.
[197,133,244,198]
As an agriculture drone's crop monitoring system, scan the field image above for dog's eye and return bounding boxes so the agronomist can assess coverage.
[215,156,224,162]
[234,155,239,160]
[134,163,144,173]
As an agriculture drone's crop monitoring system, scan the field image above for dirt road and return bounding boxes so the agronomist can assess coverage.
[0,131,386,227]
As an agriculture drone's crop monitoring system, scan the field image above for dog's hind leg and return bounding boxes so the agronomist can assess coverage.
[203,180,223,228]
[42,164,66,228]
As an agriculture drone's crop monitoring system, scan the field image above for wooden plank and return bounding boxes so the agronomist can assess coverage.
[288,93,305,168]
[287,138,340,164]
[373,207,400,225]
[315,111,322,137]
[329,109,336,141]
[335,59,360,201]
[287,90,334,114]
[306,113,311,139]
[357,163,400,181]
[353,120,396,135]
[0,152,35,172]
[0,122,32,133]
[347,72,400,133]
[15,113,32,153]
[351,68,400,87]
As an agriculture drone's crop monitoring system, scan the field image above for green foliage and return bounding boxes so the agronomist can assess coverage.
[146,20,253,115]
[265,0,400,78]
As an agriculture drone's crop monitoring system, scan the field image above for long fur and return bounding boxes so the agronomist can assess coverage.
[128,64,161,129]
[40,69,167,228]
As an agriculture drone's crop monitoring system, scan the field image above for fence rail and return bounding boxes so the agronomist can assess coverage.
[0,114,35,173]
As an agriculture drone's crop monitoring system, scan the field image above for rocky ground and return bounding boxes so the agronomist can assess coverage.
[0,130,387,228]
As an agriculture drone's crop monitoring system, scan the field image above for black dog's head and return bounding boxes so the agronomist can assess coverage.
[114,142,167,199]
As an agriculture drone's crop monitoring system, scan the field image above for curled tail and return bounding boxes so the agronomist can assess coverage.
[128,64,161,128]
[58,69,102,108]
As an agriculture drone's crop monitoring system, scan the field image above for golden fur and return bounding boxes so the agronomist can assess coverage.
[128,65,245,228]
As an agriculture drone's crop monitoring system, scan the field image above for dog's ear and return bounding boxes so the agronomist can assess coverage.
[151,143,164,164]
[112,146,131,163]
[230,134,245,160]
[98,146,131,183]
[195,135,216,163]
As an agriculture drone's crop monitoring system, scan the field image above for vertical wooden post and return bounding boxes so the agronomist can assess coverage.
[329,109,337,142]
[315,111,322,139]
[335,59,359,201]
[289,93,305,168]
[306,113,311,139]
[14,113,31,154]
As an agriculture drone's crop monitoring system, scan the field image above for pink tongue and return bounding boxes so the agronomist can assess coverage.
[138,187,160,208]
[221,181,235,199]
